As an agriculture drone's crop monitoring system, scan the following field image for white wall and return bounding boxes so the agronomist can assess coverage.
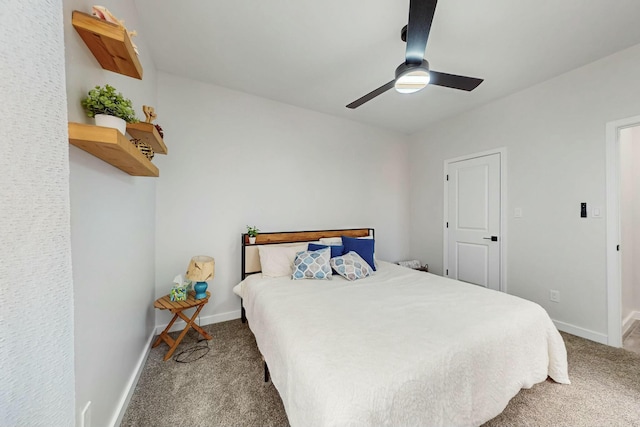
[63,1,158,425]
[0,0,75,425]
[154,72,410,324]
[408,42,640,341]
[620,126,640,329]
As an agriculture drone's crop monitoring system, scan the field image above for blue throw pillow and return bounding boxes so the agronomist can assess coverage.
[341,236,375,271]
[308,243,344,258]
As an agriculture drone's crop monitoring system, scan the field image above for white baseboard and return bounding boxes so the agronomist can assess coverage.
[154,309,241,335]
[552,319,608,345]
[109,328,155,427]
[108,311,240,426]
[622,311,640,336]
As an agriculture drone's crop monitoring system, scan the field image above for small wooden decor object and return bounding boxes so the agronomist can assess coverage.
[142,105,157,123]
[68,122,158,177]
[72,11,143,79]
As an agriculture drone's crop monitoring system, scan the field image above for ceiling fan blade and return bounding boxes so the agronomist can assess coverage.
[429,71,483,91]
[346,80,396,109]
[405,0,438,64]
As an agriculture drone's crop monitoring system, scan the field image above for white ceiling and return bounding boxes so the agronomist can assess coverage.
[133,0,640,134]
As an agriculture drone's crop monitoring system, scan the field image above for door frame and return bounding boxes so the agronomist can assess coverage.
[605,115,640,347]
[443,147,508,292]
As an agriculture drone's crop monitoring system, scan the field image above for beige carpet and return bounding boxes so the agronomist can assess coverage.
[121,320,640,427]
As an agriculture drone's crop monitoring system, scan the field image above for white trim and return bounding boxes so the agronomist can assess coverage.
[552,319,608,345]
[443,147,508,293]
[605,115,640,348]
[154,309,241,335]
[109,329,155,427]
[623,311,640,336]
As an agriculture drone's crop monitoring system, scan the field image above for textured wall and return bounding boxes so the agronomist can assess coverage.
[63,0,158,425]
[0,0,75,426]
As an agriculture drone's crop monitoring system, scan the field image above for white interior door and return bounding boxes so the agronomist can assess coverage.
[446,153,501,290]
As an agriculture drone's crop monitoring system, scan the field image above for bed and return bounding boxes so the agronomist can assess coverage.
[234,228,570,426]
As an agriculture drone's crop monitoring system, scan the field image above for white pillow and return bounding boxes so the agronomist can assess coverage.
[319,237,343,246]
[258,244,308,278]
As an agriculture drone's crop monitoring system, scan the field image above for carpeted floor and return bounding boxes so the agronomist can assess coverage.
[121,320,640,427]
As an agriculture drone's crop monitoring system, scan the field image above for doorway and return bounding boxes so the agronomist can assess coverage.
[606,115,640,348]
[444,148,507,292]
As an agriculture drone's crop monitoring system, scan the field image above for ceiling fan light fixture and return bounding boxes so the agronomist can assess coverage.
[394,61,430,94]
[395,71,430,94]
[346,1,484,109]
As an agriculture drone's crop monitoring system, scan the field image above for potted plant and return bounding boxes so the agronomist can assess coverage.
[247,225,260,244]
[81,84,138,135]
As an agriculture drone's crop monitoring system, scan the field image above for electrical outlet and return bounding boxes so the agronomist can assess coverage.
[549,290,560,303]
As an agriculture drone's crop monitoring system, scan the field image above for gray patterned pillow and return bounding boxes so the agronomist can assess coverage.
[330,251,373,281]
[292,247,332,280]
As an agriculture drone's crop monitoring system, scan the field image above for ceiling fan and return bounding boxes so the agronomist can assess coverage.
[346,0,483,109]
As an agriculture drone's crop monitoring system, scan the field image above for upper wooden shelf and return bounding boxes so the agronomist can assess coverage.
[72,11,143,80]
[68,123,159,177]
[126,122,168,154]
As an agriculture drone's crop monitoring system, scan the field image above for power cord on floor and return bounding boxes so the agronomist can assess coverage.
[173,315,211,363]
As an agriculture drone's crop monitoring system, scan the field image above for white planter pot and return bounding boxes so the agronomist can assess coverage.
[95,114,126,135]
[249,237,257,244]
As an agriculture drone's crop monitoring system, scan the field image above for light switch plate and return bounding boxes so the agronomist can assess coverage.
[514,208,523,218]
[593,207,602,218]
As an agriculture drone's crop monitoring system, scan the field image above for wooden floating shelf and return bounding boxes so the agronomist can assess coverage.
[72,10,143,80]
[126,122,168,154]
[68,123,159,177]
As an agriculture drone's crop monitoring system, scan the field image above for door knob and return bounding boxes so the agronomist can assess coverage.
[483,236,498,241]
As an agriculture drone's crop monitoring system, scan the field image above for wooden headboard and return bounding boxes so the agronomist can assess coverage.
[240,228,374,280]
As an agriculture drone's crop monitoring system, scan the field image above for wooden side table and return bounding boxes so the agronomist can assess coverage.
[153,291,212,361]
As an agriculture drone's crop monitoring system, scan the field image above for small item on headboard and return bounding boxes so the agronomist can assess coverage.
[246,225,260,244]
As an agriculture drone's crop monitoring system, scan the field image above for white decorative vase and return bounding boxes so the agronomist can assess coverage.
[249,237,257,244]
[95,114,126,135]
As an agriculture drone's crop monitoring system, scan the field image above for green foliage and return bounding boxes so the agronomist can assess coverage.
[246,225,260,237]
[81,84,139,123]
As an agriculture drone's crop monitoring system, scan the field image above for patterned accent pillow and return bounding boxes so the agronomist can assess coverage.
[330,251,373,281]
[292,247,332,280]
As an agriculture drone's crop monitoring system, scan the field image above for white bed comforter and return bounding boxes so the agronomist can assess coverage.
[237,261,569,427]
